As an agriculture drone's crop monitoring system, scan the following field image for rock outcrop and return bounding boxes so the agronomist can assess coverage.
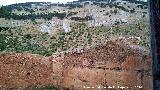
[50,39,152,90]
[0,39,152,90]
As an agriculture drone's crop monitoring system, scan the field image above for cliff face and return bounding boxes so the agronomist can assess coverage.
[0,39,152,90]
[51,39,152,90]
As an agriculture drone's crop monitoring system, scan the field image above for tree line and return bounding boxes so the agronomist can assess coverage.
[0,6,66,20]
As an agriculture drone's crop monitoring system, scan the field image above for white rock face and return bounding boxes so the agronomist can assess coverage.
[38,17,61,33]
[120,19,128,23]
[39,24,51,32]
[38,17,71,34]
[119,11,130,17]
[63,19,71,33]
[37,0,147,33]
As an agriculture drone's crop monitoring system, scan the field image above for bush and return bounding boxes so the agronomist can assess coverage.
[24,34,32,39]
[67,12,78,17]
[0,34,7,51]
[71,15,93,21]
[130,8,135,13]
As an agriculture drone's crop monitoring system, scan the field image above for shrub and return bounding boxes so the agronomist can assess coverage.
[130,8,135,13]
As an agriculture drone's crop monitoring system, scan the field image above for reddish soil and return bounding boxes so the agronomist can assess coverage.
[0,39,152,90]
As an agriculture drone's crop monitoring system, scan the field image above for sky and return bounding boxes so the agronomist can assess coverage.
[0,0,78,6]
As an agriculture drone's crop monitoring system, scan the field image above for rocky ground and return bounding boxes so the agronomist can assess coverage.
[0,38,152,90]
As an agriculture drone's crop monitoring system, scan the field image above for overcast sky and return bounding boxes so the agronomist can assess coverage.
[0,0,78,6]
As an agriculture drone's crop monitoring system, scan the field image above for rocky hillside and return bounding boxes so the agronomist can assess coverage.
[0,38,152,90]
[0,0,151,89]
[0,0,149,57]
